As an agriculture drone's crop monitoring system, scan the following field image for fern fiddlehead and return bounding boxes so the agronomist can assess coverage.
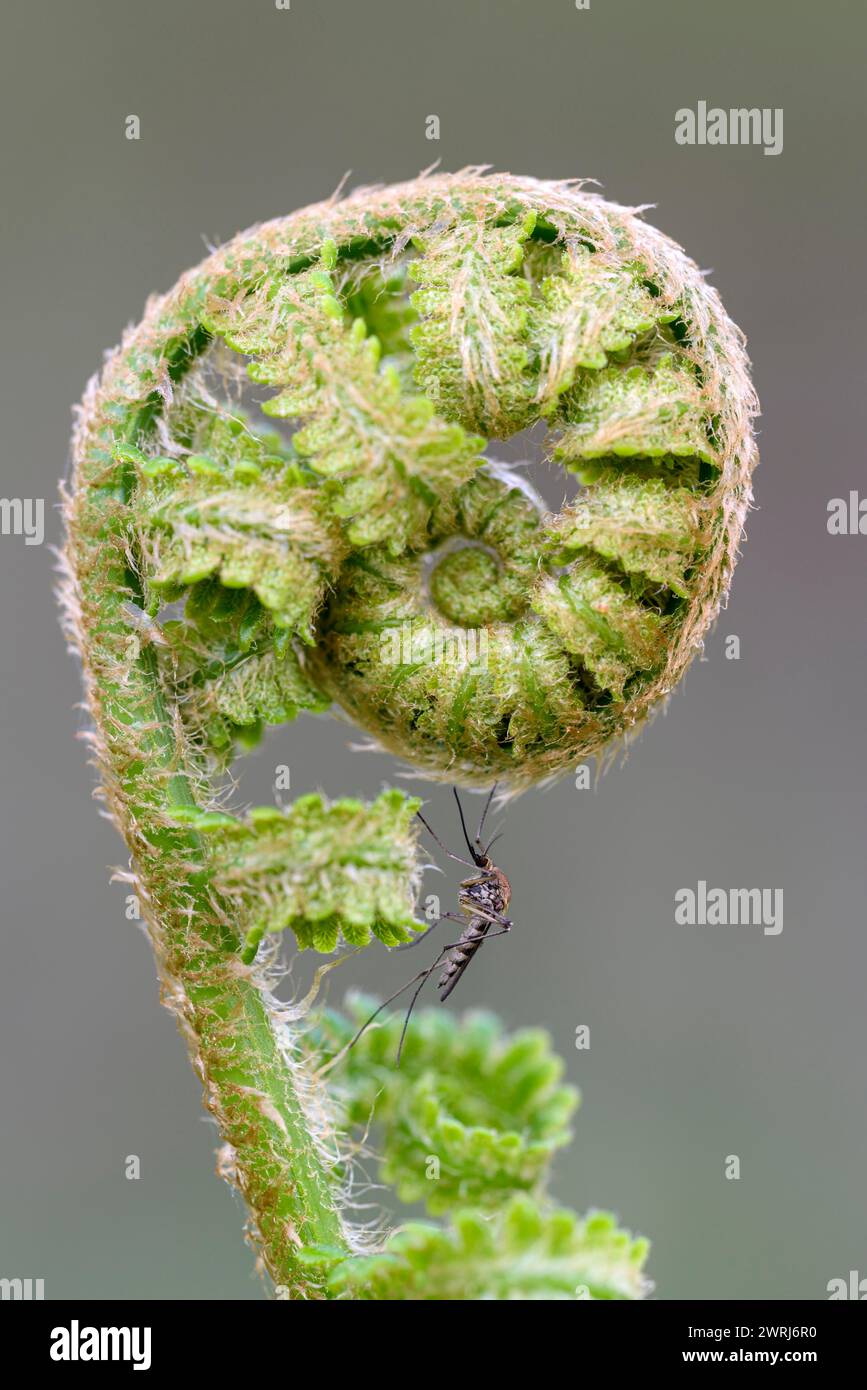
[60,171,757,1299]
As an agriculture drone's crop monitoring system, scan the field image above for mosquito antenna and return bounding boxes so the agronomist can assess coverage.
[452,787,484,865]
[476,782,498,849]
[416,809,477,869]
[483,829,504,857]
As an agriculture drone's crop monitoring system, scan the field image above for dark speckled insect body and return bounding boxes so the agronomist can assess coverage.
[438,858,512,1001]
[347,785,513,1064]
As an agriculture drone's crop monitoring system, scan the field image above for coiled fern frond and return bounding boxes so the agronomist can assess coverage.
[313,997,579,1215]
[60,171,757,1299]
[309,1195,650,1301]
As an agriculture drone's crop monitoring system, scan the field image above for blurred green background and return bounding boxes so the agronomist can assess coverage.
[1,0,865,1300]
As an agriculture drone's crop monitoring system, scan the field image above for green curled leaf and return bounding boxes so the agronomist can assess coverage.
[158,580,330,762]
[314,1194,650,1300]
[204,259,486,556]
[135,465,343,637]
[314,998,579,1213]
[555,351,719,468]
[409,214,537,436]
[169,791,423,962]
[543,472,709,600]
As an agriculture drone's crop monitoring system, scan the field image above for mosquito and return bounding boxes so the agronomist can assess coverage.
[346,783,513,1065]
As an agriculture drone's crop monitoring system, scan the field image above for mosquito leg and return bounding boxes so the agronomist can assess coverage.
[394,927,511,1064]
[416,810,477,869]
[393,912,466,951]
[456,900,514,929]
[393,921,440,953]
[344,968,437,1052]
[396,971,435,1065]
[348,930,514,1064]
[435,927,512,951]
[346,935,469,1055]
[476,907,514,929]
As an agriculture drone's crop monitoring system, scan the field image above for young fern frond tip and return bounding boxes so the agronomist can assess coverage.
[61,171,757,1298]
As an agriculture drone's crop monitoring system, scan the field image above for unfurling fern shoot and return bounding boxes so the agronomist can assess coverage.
[60,171,757,1299]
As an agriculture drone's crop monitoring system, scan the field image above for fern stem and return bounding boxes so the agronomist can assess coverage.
[63,368,348,1295]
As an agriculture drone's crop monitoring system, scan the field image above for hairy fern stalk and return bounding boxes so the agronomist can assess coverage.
[60,171,757,1300]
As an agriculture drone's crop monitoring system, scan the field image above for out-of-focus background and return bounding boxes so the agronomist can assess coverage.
[1,0,865,1300]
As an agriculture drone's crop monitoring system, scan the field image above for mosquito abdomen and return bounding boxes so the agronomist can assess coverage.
[438,916,490,1001]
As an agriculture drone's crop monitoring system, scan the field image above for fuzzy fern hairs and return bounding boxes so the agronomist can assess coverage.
[60,171,757,1299]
